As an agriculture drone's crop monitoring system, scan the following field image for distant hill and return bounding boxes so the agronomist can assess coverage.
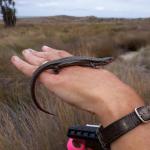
[16,15,103,23]
[14,15,150,24]
[1,15,150,24]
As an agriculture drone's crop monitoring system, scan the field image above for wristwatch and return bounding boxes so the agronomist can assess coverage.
[97,105,150,150]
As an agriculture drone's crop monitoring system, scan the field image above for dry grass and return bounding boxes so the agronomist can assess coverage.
[0,17,150,150]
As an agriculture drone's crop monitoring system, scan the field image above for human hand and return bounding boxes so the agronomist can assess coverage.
[11,46,144,126]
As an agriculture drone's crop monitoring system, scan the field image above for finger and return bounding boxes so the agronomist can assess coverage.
[57,50,72,58]
[31,50,49,59]
[22,49,46,66]
[42,45,58,52]
[31,50,58,60]
[11,55,38,76]
[42,45,72,57]
[32,48,72,61]
[11,56,60,88]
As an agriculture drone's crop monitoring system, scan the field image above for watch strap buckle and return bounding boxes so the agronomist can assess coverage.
[135,107,150,123]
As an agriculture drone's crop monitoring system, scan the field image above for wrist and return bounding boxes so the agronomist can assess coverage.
[94,92,145,127]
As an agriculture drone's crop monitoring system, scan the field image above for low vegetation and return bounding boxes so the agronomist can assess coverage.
[0,16,149,150]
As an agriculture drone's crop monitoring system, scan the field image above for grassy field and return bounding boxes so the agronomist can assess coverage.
[0,16,150,150]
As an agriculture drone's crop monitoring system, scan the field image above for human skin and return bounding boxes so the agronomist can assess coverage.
[11,46,150,150]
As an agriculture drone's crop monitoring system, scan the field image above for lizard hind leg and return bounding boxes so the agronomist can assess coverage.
[90,62,97,69]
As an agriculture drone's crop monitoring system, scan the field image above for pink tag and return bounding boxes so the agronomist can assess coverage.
[67,138,85,150]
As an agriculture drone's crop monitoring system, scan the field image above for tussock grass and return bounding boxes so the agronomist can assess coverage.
[0,17,149,150]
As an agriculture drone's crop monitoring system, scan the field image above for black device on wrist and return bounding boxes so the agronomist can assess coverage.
[67,105,150,150]
[67,124,102,150]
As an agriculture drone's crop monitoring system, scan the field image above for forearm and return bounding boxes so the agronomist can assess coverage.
[112,123,150,150]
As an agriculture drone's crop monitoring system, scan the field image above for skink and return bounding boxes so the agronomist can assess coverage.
[30,56,114,115]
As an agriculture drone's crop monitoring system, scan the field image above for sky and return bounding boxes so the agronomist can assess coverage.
[15,0,150,18]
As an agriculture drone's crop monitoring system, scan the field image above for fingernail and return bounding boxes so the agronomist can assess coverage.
[23,49,31,54]
[27,48,33,52]
[11,56,20,62]
[43,45,49,49]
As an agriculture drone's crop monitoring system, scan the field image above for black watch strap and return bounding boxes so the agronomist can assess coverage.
[97,105,150,148]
